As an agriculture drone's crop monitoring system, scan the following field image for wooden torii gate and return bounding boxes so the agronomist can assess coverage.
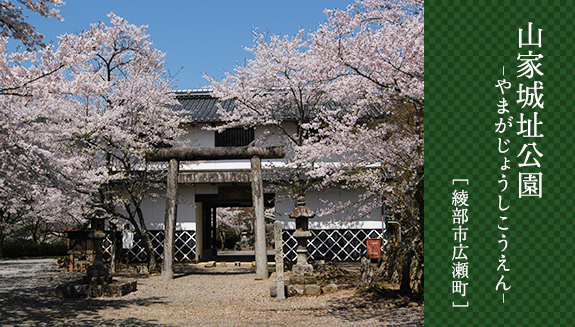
[147,146,285,280]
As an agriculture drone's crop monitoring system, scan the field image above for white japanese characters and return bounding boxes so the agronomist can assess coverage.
[452,179,469,308]
[493,21,544,304]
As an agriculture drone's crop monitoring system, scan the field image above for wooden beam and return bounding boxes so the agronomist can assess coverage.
[178,171,251,184]
[147,146,285,162]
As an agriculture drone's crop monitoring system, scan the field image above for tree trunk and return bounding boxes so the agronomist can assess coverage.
[135,206,158,272]
[400,169,423,296]
[360,256,375,287]
[400,249,414,295]
[415,173,424,246]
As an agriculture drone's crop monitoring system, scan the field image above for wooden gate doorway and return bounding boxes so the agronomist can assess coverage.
[195,189,275,262]
[147,146,284,280]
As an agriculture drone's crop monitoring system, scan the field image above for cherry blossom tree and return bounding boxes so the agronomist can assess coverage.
[206,0,424,293]
[305,0,424,294]
[0,6,182,267]
[215,207,249,250]
[204,29,345,199]
[206,0,423,224]
[216,207,249,232]
[303,0,423,214]
[52,14,185,270]
[216,207,276,251]
[0,0,64,49]
[205,30,332,143]
[0,2,90,255]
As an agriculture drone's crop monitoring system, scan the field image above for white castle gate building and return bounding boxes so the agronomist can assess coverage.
[103,90,386,263]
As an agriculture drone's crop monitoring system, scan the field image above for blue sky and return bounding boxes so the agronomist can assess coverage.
[20,0,354,89]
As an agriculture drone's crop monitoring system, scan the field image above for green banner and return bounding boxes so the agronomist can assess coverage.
[427,1,574,326]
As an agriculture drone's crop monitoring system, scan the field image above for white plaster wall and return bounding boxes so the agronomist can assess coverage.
[140,185,197,231]
[184,123,297,150]
[183,126,214,147]
[253,122,297,147]
[274,188,384,230]
[145,122,382,231]
[132,183,219,231]
[179,123,293,171]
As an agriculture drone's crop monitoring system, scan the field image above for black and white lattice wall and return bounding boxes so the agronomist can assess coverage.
[103,229,385,263]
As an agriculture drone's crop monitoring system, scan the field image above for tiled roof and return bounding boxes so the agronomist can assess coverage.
[172,89,387,123]
[173,89,233,122]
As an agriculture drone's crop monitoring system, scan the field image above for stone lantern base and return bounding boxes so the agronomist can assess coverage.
[289,264,316,284]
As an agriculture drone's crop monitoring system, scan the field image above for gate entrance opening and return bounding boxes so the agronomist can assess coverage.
[195,191,275,262]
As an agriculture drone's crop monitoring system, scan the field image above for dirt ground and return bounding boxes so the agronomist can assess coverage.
[0,258,423,326]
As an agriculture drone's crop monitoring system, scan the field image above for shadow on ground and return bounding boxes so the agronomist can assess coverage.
[315,291,424,327]
[172,263,263,279]
[0,285,167,326]
[312,262,424,327]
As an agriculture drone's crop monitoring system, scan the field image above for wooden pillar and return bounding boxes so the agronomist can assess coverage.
[195,202,203,261]
[274,221,286,300]
[162,158,179,281]
[251,155,267,279]
[202,203,213,259]
[212,206,217,256]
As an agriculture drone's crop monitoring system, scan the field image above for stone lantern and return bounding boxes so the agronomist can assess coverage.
[289,195,315,277]
[58,208,138,298]
[85,209,111,284]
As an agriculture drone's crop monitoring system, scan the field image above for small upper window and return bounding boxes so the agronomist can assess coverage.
[215,128,254,147]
